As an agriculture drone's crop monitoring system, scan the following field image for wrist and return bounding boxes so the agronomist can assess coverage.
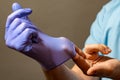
[28,32,76,70]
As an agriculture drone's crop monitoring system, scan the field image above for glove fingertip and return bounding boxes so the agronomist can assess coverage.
[12,2,22,11]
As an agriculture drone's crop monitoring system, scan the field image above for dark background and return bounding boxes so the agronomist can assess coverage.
[0,0,108,80]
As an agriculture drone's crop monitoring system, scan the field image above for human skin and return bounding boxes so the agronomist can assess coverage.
[5,3,100,80]
[73,44,120,80]
[6,2,120,80]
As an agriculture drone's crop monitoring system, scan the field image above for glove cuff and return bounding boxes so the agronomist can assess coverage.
[42,44,76,70]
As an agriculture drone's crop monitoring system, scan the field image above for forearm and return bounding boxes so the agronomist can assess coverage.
[72,65,100,80]
[43,64,83,80]
[43,63,99,80]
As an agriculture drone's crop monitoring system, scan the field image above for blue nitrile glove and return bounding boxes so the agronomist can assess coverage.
[5,3,76,70]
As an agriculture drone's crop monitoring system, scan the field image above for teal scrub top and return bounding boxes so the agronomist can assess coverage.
[85,0,120,80]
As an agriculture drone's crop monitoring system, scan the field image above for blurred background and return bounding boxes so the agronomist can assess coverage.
[0,0,109,80]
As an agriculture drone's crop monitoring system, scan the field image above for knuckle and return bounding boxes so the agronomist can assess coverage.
[14,18,21,22]
[60,37,67,41]
[5,40,10,46]
[5,40,13,48]
[25,28,31,32]
[62,43,75,57]
[5,39,23,51]
[7,15,11,19]
[24,28,35,35]
[21,22,27,27]
[7,15,12,21]
[20,22,29,29]
[21,22,32,29]
[84,44,91,49]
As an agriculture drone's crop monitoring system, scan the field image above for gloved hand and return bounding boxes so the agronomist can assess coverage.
[5,2,76,70]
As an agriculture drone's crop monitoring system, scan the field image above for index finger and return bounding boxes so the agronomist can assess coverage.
[84,44,111,55]
[6,8,32,29]
[12,2,29,20]
[75,45,86,58]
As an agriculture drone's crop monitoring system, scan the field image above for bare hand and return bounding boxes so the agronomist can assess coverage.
[73,44,120,79]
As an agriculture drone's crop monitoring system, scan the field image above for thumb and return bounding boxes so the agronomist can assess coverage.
[12,2,30,20]
[87,66,98,76]
[87,64,106,77]
[12,2,22,11]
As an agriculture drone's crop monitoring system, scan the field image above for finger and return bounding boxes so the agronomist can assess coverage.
[8,22,37,41]
[84,44,100,54]
[17,28,38,52]
[75,45,86,58]
[12,2,29,20]
[72,53,90,74]
[98,44,111,54]
[84,44,111,55]
[5,18,22,40]
[87,64,107,77]
[6,8,32,29]
[8,18,21,31]
[8,28,37,52]
[7,18,36,33]
[8,22,30,41]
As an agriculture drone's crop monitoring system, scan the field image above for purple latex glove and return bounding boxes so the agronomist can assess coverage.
[5,3,76,70]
